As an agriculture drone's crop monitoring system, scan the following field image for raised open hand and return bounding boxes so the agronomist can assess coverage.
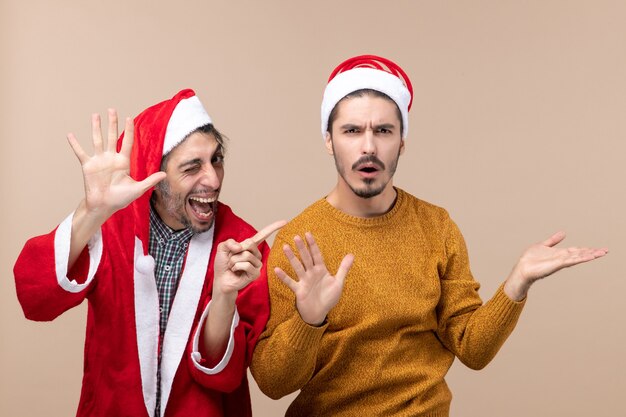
[213,220,287,298]
[275,232,354,326]
[67,109,166,220]
[504,231,608,300]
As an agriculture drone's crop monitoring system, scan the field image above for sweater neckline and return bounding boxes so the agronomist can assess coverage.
[319,187,406,227]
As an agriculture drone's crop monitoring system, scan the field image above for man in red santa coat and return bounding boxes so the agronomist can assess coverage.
[14,89,283,417]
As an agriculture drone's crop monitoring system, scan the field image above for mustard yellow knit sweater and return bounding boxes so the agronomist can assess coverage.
[251,188,525,417]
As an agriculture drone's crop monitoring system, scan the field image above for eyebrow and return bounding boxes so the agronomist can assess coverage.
[339,123,364,130]
[176,147,224,170]
[177,158,203,170]
[339,123,397,130]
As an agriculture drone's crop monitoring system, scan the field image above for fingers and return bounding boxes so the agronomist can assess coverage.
[282,244,307,278]
[106,109,118,152]
[542,231,566,247]
[68,110,130,163]
[294,235,314,269]
[219,238,263,275]
[335,254,355,282]
[138,171,167,192]
[67,133,88,164]
[305,232,326,266]
[228,250,262,271]
[274,267,299,293]
[91,113,104,154]
[563,247,609,267]
[250,220,287,246]
[120,116,135,157]
[237,238,262,259]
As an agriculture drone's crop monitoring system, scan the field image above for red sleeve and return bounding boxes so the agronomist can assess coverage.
[14,228,93,321]
[187,242,271,392]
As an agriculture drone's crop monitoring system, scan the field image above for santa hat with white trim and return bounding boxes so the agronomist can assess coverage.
[116,88,213,252]
[321,55,413,139]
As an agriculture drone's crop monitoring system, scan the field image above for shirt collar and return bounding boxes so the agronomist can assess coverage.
[149,204,195,244]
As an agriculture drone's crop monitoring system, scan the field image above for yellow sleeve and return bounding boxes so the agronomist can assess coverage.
[436,217,526,370]
[250,234,327,399]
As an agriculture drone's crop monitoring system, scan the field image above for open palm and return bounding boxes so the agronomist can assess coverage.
[67,110,166,218]
[275,232,354,326]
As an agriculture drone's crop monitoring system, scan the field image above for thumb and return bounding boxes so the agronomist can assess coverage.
[138,171,167,192]
[334,254,355,285]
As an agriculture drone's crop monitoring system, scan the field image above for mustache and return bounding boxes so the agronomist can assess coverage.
[352,155,385,171]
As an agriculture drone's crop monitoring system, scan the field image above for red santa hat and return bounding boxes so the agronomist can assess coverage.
[321,54,413,139]
[117,88,213,252]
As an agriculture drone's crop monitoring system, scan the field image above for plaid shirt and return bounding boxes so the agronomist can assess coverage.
[149,207,195,336]
[149,206,194,415]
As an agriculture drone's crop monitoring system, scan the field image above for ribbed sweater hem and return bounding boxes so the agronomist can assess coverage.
[487,283,526,327]
[284,313,328,351]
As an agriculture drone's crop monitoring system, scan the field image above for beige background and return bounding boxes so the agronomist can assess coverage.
[1,1,624,416]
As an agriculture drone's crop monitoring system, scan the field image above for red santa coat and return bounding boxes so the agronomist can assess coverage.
[14,201,269,417]
[13,90,269,417]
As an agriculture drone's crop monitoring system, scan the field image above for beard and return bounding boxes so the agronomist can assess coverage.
[332,145,401,200]
[155,179,216,233]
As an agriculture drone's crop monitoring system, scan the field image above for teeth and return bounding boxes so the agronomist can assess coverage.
[189,197,216,203]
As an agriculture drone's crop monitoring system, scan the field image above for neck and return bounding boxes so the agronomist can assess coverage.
[326,181,397,218]
[151,193,186,231]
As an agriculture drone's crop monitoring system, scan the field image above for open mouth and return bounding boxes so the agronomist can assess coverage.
[355,163,382,177]
[188,196,216,220]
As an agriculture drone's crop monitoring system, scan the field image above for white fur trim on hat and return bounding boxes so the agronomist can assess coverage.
[321,67,411,139]
[163,96,212,155]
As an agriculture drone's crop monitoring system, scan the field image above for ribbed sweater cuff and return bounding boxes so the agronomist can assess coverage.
[284,313,328,352]
[487,283,526,328]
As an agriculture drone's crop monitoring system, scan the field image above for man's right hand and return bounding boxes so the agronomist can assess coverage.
[68,109,166,219]
[66,110,166,269]
[275,232,354,326]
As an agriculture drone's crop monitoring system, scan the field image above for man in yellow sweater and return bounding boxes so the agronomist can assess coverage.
[250,55,608,417]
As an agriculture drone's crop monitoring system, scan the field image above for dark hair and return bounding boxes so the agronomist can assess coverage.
[326,89,403,136]
[160,124,227,171]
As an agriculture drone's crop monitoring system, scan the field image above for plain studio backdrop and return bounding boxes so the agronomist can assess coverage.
[1,1,624,416]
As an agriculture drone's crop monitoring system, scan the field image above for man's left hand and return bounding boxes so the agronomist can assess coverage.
[504,231,608,301]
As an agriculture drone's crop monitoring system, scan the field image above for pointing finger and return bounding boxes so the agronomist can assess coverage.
[251,220,287,245]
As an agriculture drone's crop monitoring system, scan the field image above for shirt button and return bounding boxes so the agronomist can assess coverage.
[159,307,163,313]
[164,265,171,271]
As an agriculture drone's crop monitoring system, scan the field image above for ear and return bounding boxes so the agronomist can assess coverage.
[399,139,406,155]
[325,132,334,155]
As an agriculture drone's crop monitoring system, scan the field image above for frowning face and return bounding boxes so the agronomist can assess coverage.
[326,94,404,199]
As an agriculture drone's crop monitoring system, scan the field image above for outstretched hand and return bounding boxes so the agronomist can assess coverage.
[67,109,166,221]
[275,232,354,326]
[504,231,608,301]
[213,220,287,299]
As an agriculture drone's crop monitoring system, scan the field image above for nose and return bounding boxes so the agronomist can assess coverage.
[199,165,221,190]
[361,129,376,155]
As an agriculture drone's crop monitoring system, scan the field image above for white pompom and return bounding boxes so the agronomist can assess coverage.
[135,255,155,274]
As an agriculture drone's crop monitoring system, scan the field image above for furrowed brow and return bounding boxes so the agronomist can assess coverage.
[376,123,397,130]
[340,123,364,130]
